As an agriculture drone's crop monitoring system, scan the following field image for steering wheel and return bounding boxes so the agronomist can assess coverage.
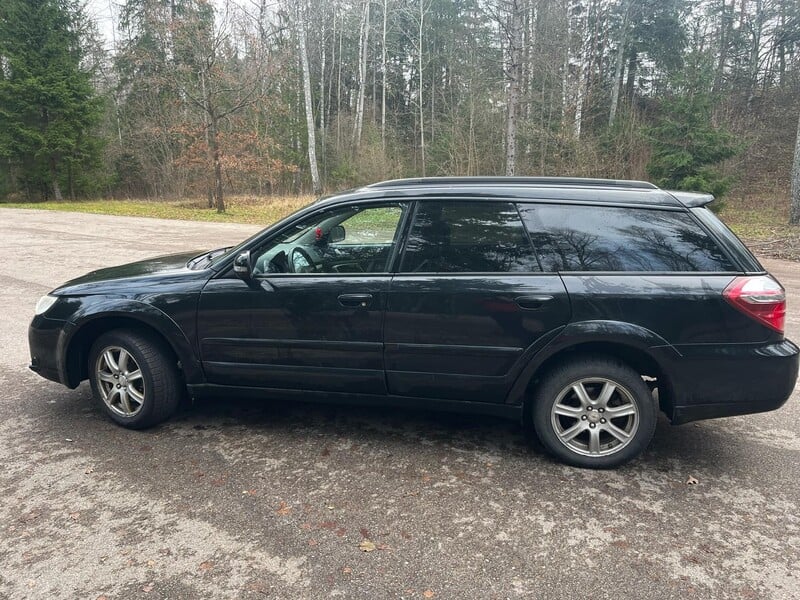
[290,247,316,273]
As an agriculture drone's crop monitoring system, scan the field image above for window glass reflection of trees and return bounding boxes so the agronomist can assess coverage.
[520,206,734,272]
[401,201,540,273]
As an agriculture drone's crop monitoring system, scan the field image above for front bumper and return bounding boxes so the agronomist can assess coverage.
[668,338,799,424]
[28,315,70,386]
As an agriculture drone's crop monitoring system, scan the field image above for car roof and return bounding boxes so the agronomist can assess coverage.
[313,177,702,209]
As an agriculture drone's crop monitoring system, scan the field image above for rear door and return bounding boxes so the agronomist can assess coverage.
[516,202,754,345]
[383,200,571,402]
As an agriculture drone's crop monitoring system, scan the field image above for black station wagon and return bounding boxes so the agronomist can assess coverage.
[29,177,799,467]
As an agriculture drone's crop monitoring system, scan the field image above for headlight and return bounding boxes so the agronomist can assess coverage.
[34,295,58,316]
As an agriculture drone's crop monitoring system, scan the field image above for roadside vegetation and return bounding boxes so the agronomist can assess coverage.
[0,196,315,226]
[3,191,798,261]
[1,0,798,254]
[721,193,800,261]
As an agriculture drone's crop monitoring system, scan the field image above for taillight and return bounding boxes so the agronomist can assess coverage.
[723,275,786,334]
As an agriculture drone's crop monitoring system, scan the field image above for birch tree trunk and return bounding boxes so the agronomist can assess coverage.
[50,158,63,201]
[505,0,523,176]
[336,8,343,153]
[209,113,224,213]
[609,0,630,127]
[713,0,730,94]
[573,4,589,140]
[791,112,800,225]
[381,0,388,152]
[560,4,571,125]
[418,0,426,176]
[318,9,326,167]
[298,2,321,193]
[746,0,764,110]
[352,0,370,151]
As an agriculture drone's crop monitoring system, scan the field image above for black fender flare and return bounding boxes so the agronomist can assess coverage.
[58,297,202,387]
[506,320,681,406]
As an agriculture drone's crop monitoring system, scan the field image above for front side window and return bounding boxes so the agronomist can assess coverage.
[399,201,540,273]
[518,204,735,272]
[251,203,407,275]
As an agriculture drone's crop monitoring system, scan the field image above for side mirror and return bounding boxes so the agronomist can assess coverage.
[329,225,346,243]
[233,251,252,280]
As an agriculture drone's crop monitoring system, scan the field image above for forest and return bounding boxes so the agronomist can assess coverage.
[0,0,799,219]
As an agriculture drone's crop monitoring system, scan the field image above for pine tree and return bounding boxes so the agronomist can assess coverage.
[0,0,104,200]
[646,93,738,197]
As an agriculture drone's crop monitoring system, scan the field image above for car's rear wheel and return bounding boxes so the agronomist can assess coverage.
[88,329,181,429]
[532,357,657,468]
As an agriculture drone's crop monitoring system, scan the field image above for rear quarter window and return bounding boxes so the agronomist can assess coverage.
[518,204,736,272]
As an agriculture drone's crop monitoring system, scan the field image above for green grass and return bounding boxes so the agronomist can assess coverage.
[0,195,316,225]
[3,191,798,260]
[718,193,800,261]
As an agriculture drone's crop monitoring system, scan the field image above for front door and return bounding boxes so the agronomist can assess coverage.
[196,202,409,394]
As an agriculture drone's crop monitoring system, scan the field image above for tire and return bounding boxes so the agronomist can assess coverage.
[531,357,657,468]
[88,329,181,429]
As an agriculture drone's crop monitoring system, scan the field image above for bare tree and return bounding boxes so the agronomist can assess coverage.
[503,0,524,176]
[381,0,388,152]
[418,0,426,175]
[791,111,800,225]
[173,1,270,212]
[352,0,370,151]
[297,0,321,193]
[609,0,631,126]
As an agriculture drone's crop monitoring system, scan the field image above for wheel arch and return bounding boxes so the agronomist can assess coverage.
[509,321,679,420]
[60,302,201,388]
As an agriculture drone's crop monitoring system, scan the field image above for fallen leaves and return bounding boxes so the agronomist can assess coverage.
[423,590,435,598]
[276,502,292,515]
[198,560,214,573]
[686,475,699,485]
[358,539,390,552]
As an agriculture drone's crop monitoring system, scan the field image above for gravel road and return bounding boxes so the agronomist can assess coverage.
[1,208,799,599]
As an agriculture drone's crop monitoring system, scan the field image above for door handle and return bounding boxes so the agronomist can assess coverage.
[515,295,554,310]
[338,293,373,308]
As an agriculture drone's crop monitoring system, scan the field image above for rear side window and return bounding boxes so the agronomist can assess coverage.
[400,201,540,273]
[518,204,735,272]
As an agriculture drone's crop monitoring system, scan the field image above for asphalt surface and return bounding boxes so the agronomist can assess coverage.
[1,207,799,599]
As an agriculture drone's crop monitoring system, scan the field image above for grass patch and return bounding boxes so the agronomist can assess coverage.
[0,195,316,226]
[718,192,800,261]
[4,191,799,261]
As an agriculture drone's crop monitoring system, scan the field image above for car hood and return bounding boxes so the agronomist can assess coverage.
[52,250,207,296]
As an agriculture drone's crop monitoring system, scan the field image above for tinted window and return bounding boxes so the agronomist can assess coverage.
[519,204,735,272]
[400,201,540,273]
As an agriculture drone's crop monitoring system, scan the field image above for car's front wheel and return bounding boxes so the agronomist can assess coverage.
[88,329,181,429]
[532,357,657,468]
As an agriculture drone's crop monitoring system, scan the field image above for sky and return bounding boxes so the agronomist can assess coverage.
[85,0,118,52]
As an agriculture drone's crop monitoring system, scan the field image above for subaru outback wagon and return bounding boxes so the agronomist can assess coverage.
[29,177,799,467]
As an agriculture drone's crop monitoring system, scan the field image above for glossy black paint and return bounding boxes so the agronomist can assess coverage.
[28,179,799,426]
[196,275,389,393]
[384,274,570,401]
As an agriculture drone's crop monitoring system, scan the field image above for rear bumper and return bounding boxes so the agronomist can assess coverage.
[668,339,799,424]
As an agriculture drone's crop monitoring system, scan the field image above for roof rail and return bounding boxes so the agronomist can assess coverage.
[366,176,659,190]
